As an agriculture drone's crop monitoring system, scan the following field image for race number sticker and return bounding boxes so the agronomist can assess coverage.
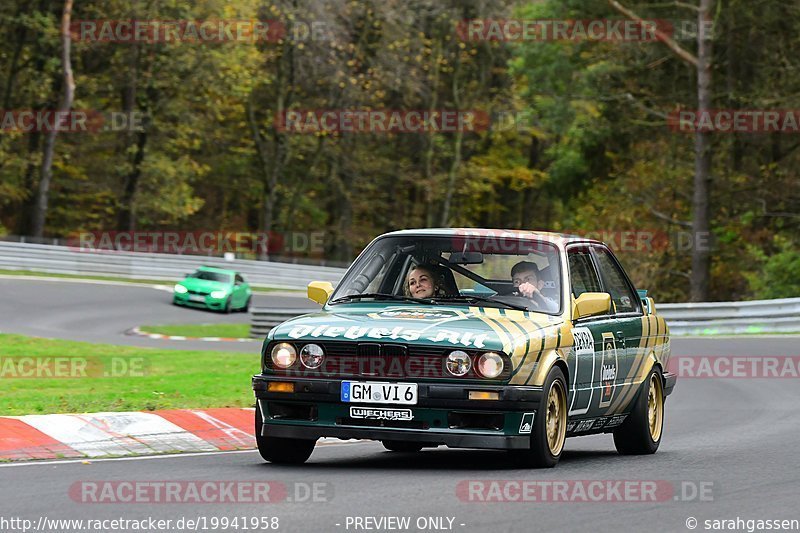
[599,332,619,408]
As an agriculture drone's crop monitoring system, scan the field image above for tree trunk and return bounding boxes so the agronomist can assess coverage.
[690,0,714,302]
[440,128,463,226]
[31,0,74,238]
[439,53,463,227]
[117,45,147,231]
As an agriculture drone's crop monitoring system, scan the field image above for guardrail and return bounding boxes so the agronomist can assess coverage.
[0,241,346,290]
[658,298,800,335]
[250,308,320,338]
[248,297,800,339]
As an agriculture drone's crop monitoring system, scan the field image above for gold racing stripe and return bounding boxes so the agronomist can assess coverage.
[505,311,542,380]
[468,306,512,355]
[504,309,561,383]
[482,308,531,372]
[611,315,654,414]
[632,316,660,383]
[526,325,563,386]
[607,315,649,413]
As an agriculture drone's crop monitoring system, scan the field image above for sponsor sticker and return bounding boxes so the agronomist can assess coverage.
[519,413,535,434]
[367,308,461,321]
[599,333,618,408]
[350,407,413,421]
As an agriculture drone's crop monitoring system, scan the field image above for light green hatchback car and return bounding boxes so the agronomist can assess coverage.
[172,266,252,313]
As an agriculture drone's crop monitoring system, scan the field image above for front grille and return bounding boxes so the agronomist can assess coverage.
[265,341,511,381]
[448,411,504,431]
[188,289,209,295]
[268,402,317,421]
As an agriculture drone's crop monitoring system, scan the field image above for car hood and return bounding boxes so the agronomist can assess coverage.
[270,304,563,353]
[180,278,229,292]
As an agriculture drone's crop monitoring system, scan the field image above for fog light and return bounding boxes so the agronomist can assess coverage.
[268,382,295,393]
[468,391,500,400]
[271,342,297,368]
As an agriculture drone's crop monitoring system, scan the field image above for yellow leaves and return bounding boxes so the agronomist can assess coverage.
[570,99,601,118]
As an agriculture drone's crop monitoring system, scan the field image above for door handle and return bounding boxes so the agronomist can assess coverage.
[615,331,626,349]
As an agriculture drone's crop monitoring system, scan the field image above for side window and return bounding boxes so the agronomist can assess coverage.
[567,247,602,297]
[591,246,640,314]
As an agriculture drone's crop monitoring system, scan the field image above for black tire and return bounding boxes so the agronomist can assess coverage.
[382,440,423,453]
[242,296,251,313]
[255,409,316,464]
[223,297,232,314]
[613,366,664,455]
[509,366,568,468]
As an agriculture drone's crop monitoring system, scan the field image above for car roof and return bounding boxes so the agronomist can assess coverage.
[378,228,603,247]
[196,265,238,275]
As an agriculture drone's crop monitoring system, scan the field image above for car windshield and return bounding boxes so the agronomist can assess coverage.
[189,270,232,283]
[330,234,562,314]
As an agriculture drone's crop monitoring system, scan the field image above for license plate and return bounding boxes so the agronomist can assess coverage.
[188,295,205,302]
[341,381,417,405]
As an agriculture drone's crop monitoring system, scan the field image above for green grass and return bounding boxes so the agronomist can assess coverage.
[139,323,251,339]
[0,334,260,415]
[0,268,300,293]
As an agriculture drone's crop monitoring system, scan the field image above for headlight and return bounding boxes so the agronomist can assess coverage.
[271,343,297,368]
[210,290,227,299]
[299,343,325,369]
[445,350,471,377]
[476,352,504,378]
[174,284,188,294]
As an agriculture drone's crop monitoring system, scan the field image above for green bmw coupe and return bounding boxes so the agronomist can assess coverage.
[173,266,251,313]
[252,229,675,467]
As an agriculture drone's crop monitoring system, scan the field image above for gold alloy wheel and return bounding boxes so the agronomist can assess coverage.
[545,379,567,456]
[647,373,664,442]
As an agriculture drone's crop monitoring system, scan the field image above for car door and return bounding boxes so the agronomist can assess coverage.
[566,244,619,419]
[589,244,645,413]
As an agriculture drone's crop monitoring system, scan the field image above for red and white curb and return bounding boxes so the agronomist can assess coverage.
[127,326,257,343]
[0,409,256,461]
[0,408,353,462]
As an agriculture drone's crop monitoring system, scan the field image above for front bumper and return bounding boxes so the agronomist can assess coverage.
[664,371,677,396]
[253,375,543,450]
[173,293,227,310]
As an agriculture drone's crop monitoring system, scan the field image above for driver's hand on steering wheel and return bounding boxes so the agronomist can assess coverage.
[517,281,540,299]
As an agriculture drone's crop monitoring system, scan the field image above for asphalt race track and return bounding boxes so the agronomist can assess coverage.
[1,278,799,532]
[0,277,316,352]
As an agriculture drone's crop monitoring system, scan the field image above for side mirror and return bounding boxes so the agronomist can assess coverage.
[308,281,334,305]
[572,292,612,320]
